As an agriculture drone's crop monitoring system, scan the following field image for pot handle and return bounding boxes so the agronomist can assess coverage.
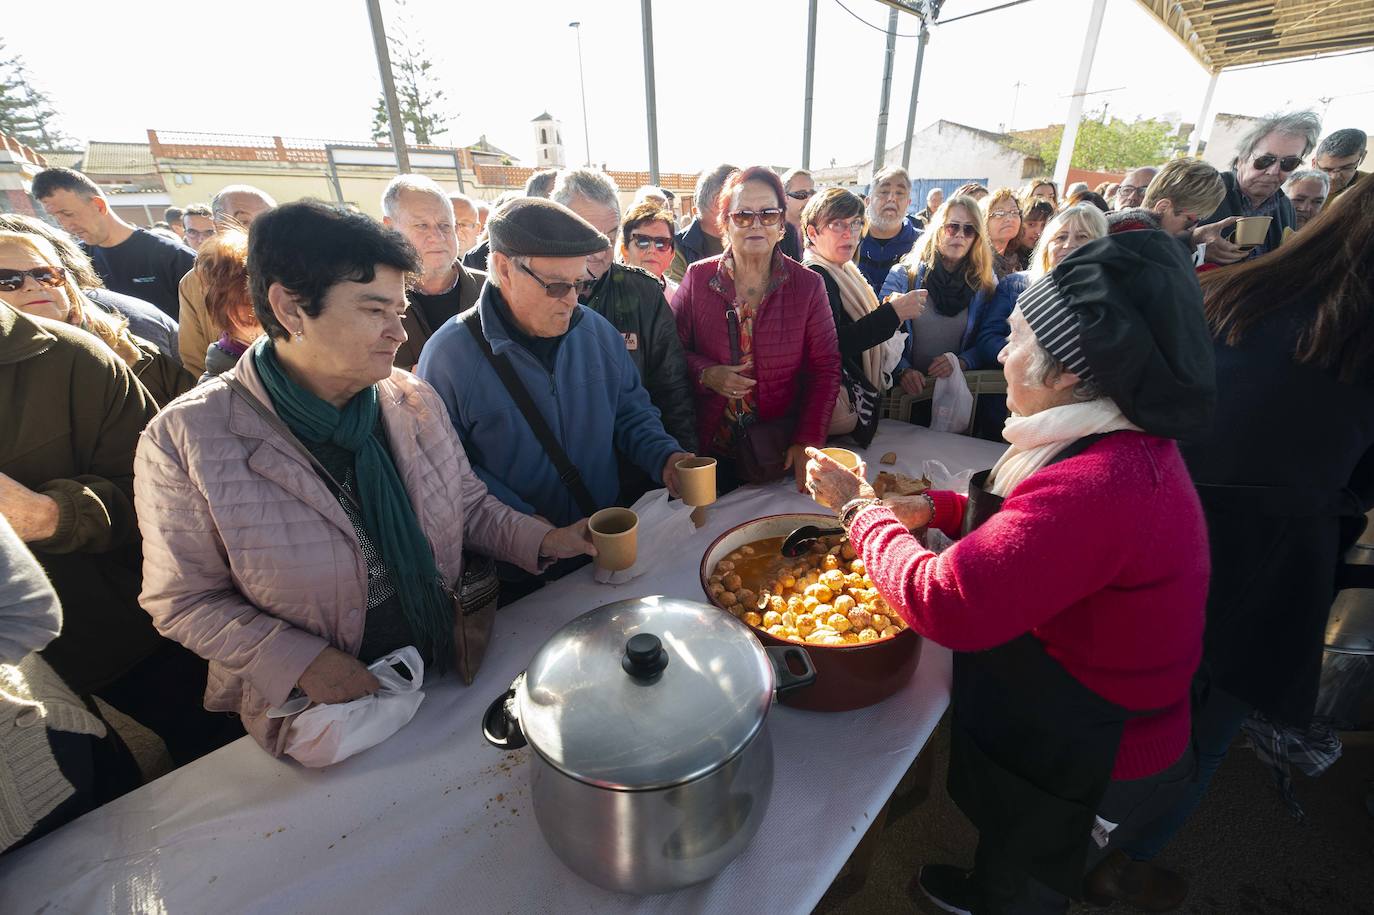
[766,645,817,696]
[481,688,527,750]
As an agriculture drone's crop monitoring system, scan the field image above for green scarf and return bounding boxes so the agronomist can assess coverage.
[253,339,453,668]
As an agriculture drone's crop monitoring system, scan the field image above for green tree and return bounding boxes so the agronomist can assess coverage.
[1012,110,1174,173]
[370,1,452,146]
[0,40,69,149]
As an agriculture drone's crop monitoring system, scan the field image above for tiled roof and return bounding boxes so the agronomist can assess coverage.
[81,141,157,175]
[39,150,83,169]
[471,163,699,193]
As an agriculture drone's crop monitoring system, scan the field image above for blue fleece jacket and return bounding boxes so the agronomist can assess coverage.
[417,283,682,527]
[881,261,1013,374]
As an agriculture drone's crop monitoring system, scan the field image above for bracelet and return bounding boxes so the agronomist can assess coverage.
[921,492,936,525]
[838,496,882,530]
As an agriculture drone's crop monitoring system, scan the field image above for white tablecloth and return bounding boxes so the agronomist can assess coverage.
[0,422,1005,914]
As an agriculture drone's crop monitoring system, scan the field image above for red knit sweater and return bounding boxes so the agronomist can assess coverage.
[850,431,1207,780]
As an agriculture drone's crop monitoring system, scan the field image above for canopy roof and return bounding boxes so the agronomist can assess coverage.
[1135,0,1374,71]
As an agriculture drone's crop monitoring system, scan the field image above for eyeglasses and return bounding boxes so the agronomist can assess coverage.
[729,208,785,228]
[0,265,65,292]
[1117,185,1145,198]
[786,188,817,201]
[1252,153,1303,173]
[185,227,216,241]
[629,233,674,253]
[823,218,865,236]
[942,222,978,239]
[517,261,595,298]
[455,221,481,231]
[1319,162,1362,177]
[988,209,1020,220]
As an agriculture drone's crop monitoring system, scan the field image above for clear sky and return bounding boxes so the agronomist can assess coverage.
[7,0,1372,174]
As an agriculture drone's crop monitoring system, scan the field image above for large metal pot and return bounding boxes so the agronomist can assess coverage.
[700,513,922,712]
[481,595,816,894]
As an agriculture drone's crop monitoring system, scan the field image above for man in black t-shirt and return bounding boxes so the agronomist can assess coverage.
[33,168,194,320]
[380,174,485,370]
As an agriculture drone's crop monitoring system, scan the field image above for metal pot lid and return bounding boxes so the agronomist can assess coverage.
[516,595,775,790]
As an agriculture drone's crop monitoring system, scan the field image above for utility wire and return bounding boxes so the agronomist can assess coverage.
[832,0,923,37]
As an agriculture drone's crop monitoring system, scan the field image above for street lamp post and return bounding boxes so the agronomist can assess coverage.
[569,21,592,167]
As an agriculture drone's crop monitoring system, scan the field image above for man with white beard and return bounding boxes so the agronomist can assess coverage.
[857,166,919,295]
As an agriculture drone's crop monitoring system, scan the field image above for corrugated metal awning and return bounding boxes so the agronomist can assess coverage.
[1135,0,1374,71]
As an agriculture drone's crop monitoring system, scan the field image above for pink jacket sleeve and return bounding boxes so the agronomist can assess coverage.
[792,277,842,447]
[673,268,717,396]
[847,461,1137,652]
[135,424,330,708]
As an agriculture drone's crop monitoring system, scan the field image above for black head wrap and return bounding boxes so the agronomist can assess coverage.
[1026,231,1216,440]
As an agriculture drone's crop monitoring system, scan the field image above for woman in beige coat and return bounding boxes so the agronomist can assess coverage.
[135,203,593,755]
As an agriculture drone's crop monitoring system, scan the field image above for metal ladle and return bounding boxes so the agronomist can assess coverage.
[780,523,845,558]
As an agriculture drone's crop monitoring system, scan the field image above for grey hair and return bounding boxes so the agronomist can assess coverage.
[486,253,526,289]
[695,163,738,215]
[871,165,910,189]
[523,169,559,198]
[551,168,622,217]
[211,184,277,222]
[634,183,669,203]
[1315,128,1367,159]
[182,203,212,219]
[448,191,478,214]
[1026,338,1102,402]
[1285,168,1330,195]
[1028,204,1107,280]
[1232,111,1322,168]
[381,174,453,220]
[781,168,812,188]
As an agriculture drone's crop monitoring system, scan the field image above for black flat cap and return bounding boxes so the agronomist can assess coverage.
[486,197,609,258]
[1049,231,1216,441]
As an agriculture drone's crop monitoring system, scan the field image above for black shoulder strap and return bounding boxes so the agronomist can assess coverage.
[1044,432,1117,468]
[461,310,598,517]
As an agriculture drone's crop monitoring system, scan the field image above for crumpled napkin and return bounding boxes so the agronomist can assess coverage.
[594,489,697,584]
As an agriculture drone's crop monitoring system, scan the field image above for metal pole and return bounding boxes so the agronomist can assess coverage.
[872,8,899,172]
[1051,0,1107,190]
[900,22,929,171]
[570,22,592,167]
[640,0,660,183]
[366,0,410,174]
[1188,70,1220,156]
[802,0,818,169]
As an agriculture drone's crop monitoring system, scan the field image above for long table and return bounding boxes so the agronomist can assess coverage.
[0,422,1005,914]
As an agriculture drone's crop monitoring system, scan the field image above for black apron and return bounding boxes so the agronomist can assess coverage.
[947,433,1147,898]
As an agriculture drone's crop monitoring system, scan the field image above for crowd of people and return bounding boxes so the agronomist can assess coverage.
[1,109,1370,915]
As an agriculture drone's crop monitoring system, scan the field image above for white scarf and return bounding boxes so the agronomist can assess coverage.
[987,399,1141,497]
[802,250,906,389]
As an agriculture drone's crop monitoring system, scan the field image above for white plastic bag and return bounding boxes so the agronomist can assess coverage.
[594,488,697,584]
[283,646,425,768]
[930,353,974,434]
[921,459,975,495]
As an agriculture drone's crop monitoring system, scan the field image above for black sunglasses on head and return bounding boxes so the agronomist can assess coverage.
[0,265,65,292]
[518,261,595,298]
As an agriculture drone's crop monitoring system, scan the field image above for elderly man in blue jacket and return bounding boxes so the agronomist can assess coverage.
[419,197,691,592]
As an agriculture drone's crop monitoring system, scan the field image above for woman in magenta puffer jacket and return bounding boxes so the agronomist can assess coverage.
[672,166,841,492]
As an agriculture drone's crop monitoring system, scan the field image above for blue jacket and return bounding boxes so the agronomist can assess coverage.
[417,283,682,527]
[881,261,1012,374]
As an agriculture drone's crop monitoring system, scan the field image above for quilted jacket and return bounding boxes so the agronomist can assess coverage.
[134,355,552,755]
[672,250,841,456]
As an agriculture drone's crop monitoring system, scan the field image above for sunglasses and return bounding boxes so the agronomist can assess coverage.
[0,265,65,292]
[629,233,674,253]
[729,208,785,228]
[942,222,978,239]
[1252,153,1303,172]
[518,261,595,298]
[988,209,1020,220]
[786,188,817,201]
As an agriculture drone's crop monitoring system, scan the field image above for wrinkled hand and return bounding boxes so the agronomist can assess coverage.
[898,369,926,396]
[887,494,934,530]
[540,520,596,560]
[701,361,756,399]
[927,354,956,379]
[890,288,928,322]
[782,444,811,493]
[1193,216,1246,265]
[297,646,380,705]
[661,451,694,499]
[804,447,876,510]
[0,472,59,542]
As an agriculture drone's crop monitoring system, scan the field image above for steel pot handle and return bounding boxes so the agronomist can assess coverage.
[766,645,817,696]
[481,687,527,750]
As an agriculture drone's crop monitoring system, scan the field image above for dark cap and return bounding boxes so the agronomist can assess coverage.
[486,197,609,258]
[1042,231,1216,440]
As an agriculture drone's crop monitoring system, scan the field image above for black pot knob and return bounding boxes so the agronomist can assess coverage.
[622,633,669,682]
